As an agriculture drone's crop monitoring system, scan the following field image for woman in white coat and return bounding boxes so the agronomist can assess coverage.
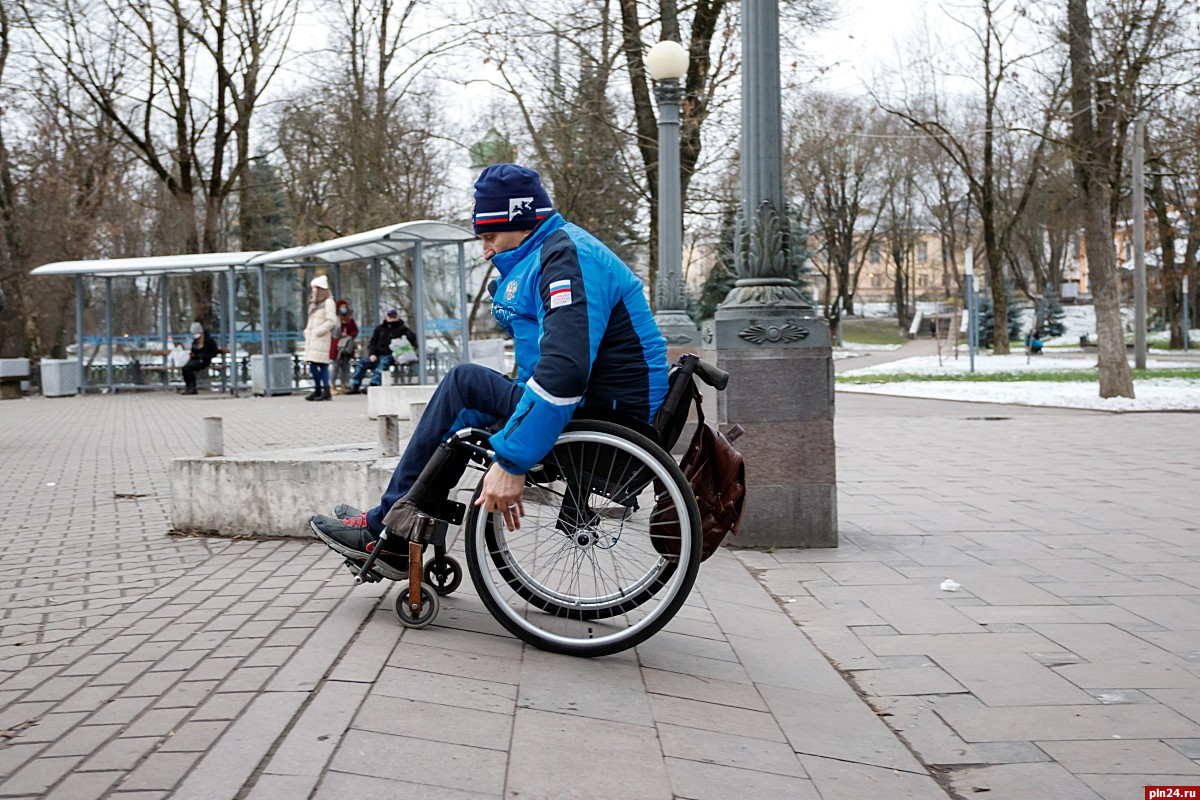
[303,275,337,401]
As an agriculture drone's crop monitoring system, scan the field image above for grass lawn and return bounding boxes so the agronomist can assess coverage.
[840,318,906,346]
[838,367,1200,384]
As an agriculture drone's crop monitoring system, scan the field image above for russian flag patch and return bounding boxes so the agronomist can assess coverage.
[548,279,573,308]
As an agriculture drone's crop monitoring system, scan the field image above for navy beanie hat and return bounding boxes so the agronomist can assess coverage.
[472,164,553,234]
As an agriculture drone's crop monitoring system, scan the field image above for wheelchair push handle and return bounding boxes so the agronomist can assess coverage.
[692,358,729,391]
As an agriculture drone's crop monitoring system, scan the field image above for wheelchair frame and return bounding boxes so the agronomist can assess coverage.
[346,354,729,657]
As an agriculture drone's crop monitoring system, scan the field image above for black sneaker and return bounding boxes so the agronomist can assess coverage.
[332,503,362,519]
[309,512,409,579]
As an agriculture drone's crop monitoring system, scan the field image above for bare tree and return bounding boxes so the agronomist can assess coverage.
[23,0,295,324]
[0,4,165,358]
[1005,150,1078,313]
[884,0,1062,354]
[1064,0,1183,395]
[878,135,922,330]
[786,94,886,326]
[916,134,975,301]
[1145,112,1200,349]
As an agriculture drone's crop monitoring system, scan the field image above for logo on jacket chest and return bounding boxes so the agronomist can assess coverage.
[504,280,519,302]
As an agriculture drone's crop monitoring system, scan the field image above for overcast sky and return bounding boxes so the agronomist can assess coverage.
[803,0,971,94]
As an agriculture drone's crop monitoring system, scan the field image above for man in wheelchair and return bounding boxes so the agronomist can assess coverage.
[309,164,669,575]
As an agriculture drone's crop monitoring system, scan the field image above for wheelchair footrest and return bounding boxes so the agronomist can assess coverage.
[344,559,382,583]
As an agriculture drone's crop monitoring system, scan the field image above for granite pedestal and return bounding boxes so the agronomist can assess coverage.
[707,311,838,548]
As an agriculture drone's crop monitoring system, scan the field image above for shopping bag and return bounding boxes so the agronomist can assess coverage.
[390,338,418,365]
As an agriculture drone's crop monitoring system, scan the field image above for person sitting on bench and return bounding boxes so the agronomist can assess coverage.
[181,321,219,395]
[345,309,417,393]
[310,163,668,566]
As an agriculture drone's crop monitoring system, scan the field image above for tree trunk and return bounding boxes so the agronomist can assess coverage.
[1066,0,1133,398]
[1148,172,1182,347]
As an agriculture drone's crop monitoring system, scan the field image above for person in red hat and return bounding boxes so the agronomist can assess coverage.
[329,299,359,394]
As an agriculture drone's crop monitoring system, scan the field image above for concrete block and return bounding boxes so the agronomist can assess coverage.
[0,357,30,377]
[170,443,400,537]
[1,358,31,399]
[366,383,439,419]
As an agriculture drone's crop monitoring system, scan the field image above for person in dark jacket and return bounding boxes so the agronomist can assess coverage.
[181,321,219,395]
[345,309,417,394]
[310,163,668,568]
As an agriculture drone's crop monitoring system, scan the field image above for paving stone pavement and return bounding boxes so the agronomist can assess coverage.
[0,391,947,800]
[745,392,1200,800]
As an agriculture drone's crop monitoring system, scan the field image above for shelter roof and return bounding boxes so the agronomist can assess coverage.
[30,252,264,278]
[245,220,475,267]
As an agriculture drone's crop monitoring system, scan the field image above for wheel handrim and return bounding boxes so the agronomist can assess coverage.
[472,429,695,649]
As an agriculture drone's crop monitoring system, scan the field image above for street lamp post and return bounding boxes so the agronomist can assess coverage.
[707,0,837,548]
[647,40,699,349]
[966,246,977,374]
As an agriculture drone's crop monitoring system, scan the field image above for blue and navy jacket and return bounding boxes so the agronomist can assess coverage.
[487,213,668,474]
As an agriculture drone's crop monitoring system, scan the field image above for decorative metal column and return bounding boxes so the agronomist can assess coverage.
[707,0,837,548]
[647,41,700,349]
[723,0,807,314]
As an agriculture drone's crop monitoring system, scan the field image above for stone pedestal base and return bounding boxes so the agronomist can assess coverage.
[708,313,838,548]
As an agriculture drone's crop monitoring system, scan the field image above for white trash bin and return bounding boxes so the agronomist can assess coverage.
[250,354,293,396]
[40,359,79,397]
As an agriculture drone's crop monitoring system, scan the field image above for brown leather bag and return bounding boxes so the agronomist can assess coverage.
[651,407,747,562]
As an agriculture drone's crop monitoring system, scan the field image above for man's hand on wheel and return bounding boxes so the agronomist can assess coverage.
[475,463,525,531]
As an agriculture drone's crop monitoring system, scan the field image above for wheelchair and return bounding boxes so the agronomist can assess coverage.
[346,354,729,658]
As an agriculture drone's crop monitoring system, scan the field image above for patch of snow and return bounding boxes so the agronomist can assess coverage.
[838,352,1200,411]
[838,378,1200,412]
[839,342,904,352]
[840,353,1183,378]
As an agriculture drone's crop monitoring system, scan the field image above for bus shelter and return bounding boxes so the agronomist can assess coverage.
[244,220,477,394]
[30,220,478,395]
[29,252,263,395]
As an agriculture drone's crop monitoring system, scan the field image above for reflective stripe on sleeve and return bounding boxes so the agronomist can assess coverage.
[527,378,582,407]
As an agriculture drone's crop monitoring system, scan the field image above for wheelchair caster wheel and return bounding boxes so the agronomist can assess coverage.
[424,556,463,596]
[394,581,439,628]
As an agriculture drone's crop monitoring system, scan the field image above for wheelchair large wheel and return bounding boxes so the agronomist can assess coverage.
[465,420,701,658]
